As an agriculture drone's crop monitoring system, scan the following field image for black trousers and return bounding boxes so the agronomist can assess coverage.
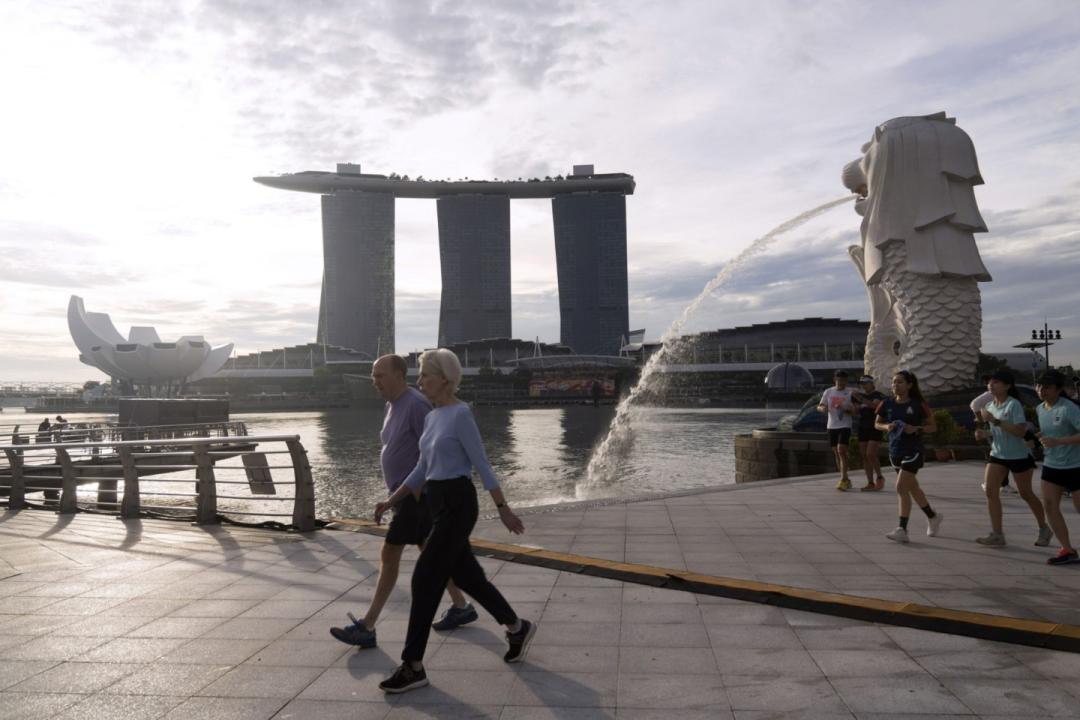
[402,477,517,663]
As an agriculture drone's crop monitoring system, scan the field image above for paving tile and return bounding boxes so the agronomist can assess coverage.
[2,634,106,661]
[384,702,501,719]
[939,678,1080,716]
[830,677,969,715]
[299,667,400,702]
[706,625,803,649]
[209,617,300,640]
[160,638,268,665]
[272,699,390,719]
[619,622,709,647]
[51,693,184,720]
[541,602,618,623]
[0,660,57,690]
[618,646,717,674]
[723,676,850,714]
[616,673,726,709]
[523,645,619,674]
[161,696,288,720]
[198,664,323,699]
[508,670,618,707]
[104,663,233,696]
[126,616,226,639]
[0,691,84,720]
[808,649,927,677]
[531,622,621,647]
[713,648,825,677]
[242,638,352,667]
[8,661,140,694]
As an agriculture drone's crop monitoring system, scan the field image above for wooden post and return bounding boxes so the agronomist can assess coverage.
[3,448,26,510]
[55,448,78,514]
[119,447,140,518]
[193,444,218,525]
[286,439,316,532]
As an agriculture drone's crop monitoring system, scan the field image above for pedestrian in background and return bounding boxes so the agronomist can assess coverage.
[973,369,1051,548]
[1034,370,1080,565]
[876,371,942,543]
[818,370,857,490]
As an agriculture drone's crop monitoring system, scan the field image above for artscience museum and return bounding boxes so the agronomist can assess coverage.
[67,296,233,387]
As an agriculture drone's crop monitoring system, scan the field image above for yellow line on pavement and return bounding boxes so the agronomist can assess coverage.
[328,517,1080,653]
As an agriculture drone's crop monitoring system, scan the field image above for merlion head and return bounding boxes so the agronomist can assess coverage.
[847,111,992,283]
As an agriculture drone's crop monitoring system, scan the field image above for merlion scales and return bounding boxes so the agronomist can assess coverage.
[842,112,992,395]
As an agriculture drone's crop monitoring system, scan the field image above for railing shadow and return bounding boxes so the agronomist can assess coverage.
[37,512,75,538]
[118,517,143,550]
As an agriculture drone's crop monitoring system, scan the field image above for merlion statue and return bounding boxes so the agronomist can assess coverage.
[841,112,992,395]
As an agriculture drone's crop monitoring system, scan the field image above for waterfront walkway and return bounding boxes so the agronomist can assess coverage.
[0,461,1078,718]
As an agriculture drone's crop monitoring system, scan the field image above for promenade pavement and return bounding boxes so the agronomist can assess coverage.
[0,460,1076,719]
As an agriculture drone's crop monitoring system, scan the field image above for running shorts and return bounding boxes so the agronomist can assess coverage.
[828,428,852,447]
[385,493,433,546]
[1041,465,1080,492]
[988,455,1037,474]
[890,452,924,474]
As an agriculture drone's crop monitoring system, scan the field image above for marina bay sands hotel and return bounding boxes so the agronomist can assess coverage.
[254,163,635,358]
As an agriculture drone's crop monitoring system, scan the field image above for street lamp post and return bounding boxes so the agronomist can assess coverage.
[1031,324,1063,369]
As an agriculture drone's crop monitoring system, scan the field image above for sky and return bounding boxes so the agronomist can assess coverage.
[1,0,1079,382]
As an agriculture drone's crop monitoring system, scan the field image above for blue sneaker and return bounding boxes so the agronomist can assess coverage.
[330,613,376,648]
[432,603,478,631]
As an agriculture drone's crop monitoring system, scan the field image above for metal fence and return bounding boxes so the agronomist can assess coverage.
[1,434,315,532]
[3,420,248,448]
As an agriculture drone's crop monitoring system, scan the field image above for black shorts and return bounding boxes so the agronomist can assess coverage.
[988,455,1037,474]
[1041,465,1080,492]
[857,424,883,443]
[385,493,432,547]
[828,428,852,447]
[890,452,924,474]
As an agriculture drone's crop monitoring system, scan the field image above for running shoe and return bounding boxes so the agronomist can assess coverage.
[504,619,537,663]
[885,527,909,544]
[975,531,1006,547]
[1035,526,1054,547]
[432,603,478,631]
[1047,548,1080,565]
[329,613,376,648]
[379,663,428,694]
[859,483,879,492]
[836,477,852,491]
[926,512,943,537]
[875,476,886,490]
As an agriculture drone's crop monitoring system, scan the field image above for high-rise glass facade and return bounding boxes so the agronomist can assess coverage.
[319,192,395,356]
[552,192,629,356]
[436,194,512,346]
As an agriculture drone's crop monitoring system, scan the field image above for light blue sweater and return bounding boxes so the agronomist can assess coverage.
[403,403,500,492]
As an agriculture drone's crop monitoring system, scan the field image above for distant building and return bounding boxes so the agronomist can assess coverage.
[318,190,395,357]
[552,176,630,356]
[688,317,869,365]
[437,195,512,346]
[255,162,635,355]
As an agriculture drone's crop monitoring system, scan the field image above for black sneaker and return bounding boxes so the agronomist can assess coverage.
[1048,548,1080,565]
[503,619,536,663]
[329,613,376,648]
[379,663,429,694]
[432,603,479,631]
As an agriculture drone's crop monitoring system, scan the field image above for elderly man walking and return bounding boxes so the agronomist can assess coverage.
[330,354,475,648]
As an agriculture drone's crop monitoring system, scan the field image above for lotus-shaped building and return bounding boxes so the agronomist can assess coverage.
[68,296,233,384]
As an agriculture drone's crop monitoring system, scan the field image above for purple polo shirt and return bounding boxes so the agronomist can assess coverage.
[380,387,432,492]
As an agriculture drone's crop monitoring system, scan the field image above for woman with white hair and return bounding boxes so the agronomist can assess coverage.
[374,348,535,694]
